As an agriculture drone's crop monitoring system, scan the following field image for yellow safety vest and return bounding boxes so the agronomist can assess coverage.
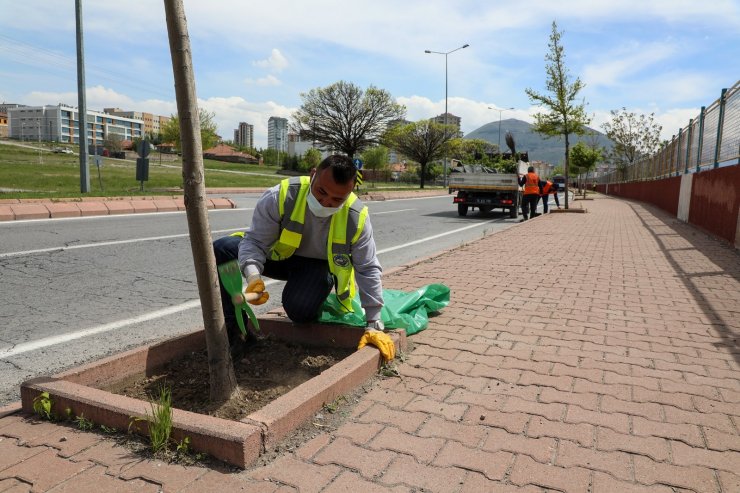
[269,176,368,312]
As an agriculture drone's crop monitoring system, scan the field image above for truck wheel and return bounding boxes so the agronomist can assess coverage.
[509,207,517,218]
[457,203,468,216]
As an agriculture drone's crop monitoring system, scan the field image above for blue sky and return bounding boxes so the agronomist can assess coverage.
[1,0,738,148]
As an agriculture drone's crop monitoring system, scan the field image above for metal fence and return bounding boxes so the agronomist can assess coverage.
[600,80,739,183]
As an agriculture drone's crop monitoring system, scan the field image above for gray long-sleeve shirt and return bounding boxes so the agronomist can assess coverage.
[238,184,384,321]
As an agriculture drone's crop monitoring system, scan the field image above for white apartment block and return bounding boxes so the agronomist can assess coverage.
[267,116,288,151]
[234,122,254,148]
[8,104,143,144]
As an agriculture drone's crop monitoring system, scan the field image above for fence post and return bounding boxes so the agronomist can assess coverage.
[676,128,683,176]
[713,88,727,169]
[671,136,678,177]
[684,119,693,174]
[695,106,705,173]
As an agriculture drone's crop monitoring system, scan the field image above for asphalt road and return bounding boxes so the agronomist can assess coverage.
[0,193,521,406]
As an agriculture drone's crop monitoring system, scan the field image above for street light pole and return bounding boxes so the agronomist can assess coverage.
[425,43,469,186]
[488,106,514,153]
[37,118,43,164]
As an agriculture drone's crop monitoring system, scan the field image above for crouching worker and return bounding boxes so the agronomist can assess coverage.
[213,155,394,362]
[539,179,561,213]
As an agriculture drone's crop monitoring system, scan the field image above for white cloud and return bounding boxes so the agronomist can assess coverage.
[198,96,294,147]
[253,49,288,72]
[583,42,677,88]
[244,75,282,87]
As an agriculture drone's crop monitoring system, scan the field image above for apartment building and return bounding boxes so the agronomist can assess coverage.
[8,104,143,144]
[267,116,288,151]
[233,122,254,148]
[104,108,170,137]
[433,112,463,137]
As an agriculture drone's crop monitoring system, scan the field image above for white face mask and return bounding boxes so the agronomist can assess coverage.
[307,177,343,217]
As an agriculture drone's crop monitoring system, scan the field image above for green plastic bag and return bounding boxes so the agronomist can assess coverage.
[317,283,450,335]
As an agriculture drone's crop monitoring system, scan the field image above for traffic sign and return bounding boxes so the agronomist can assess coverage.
[353,158,363,169]
[138,140,151,158]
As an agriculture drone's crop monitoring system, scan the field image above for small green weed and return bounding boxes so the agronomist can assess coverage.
[32,392,53,420]
[74,414,95,431]
[176,436,190,454]
[147,384,173,454]
[128,415,147,435]
[100,424,117,434]
[323,395,347,414]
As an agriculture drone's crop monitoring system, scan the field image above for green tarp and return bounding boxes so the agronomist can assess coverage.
[317,283,450,335]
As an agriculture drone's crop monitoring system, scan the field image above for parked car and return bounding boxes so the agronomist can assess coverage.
[552,174,567,189]
[53,147,73,154]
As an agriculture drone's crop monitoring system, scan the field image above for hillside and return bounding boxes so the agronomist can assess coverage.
[465,118,612,166]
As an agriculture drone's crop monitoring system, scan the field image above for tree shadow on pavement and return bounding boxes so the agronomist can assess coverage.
[627,201,740,366]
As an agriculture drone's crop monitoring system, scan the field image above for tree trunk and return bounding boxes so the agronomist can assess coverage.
[563,132,570,209]
[164,0,237,403]
[419,162,426,189]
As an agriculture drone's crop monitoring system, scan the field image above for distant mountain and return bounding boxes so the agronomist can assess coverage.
[465,118,612,166]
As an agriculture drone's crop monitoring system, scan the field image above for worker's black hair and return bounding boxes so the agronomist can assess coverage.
[527,166,535,173]
[317,155,357,185]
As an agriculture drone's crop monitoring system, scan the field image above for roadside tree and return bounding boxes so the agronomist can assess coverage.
[104,134,124,153]
[164,0,237,403]
[569,141,601,196]
[601,108,662,180]
[361,146,389,171]
[447,138,496,165]
[293,81,405,159]
[303,147,322,171]
[161,109,219,152]
[525,21,591,209]
[383,119,454,188]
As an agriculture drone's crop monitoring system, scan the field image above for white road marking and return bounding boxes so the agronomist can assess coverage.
[0,279,280,358]
[377,219,498,254]
[372,208,416,215]
[0,207,248,227]
[0,226,247,259]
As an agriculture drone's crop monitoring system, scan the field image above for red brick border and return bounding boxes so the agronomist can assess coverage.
[20,316,406,469]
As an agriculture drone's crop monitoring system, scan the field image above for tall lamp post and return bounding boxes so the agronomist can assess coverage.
[37,118,43,164]
[488,106,514,153]
[424,43,469,186]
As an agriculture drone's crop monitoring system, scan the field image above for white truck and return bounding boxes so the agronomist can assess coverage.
[448,161,527,218]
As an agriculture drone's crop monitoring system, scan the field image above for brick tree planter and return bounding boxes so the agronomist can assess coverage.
[20,313,406,469]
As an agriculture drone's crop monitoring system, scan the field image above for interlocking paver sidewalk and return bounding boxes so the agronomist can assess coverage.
[1,194,739,492]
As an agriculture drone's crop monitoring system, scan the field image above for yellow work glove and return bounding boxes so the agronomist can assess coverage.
[358,330,395,362]
[246,274,269,305]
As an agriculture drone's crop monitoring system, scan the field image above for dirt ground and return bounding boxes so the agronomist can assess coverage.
[106,334,388,469]
[111,336,354,421]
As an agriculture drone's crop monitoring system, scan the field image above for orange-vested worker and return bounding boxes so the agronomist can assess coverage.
[539,179,561,213]
[518,166,540,220]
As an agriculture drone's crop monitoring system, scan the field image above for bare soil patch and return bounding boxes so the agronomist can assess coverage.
[109,336,353,421]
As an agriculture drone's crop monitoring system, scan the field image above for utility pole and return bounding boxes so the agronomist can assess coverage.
[75,0,90,192]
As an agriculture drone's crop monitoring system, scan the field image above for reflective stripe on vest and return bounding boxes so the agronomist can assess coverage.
[270,176,367,312]
[271,176,310,261]
[524,172,539,195]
